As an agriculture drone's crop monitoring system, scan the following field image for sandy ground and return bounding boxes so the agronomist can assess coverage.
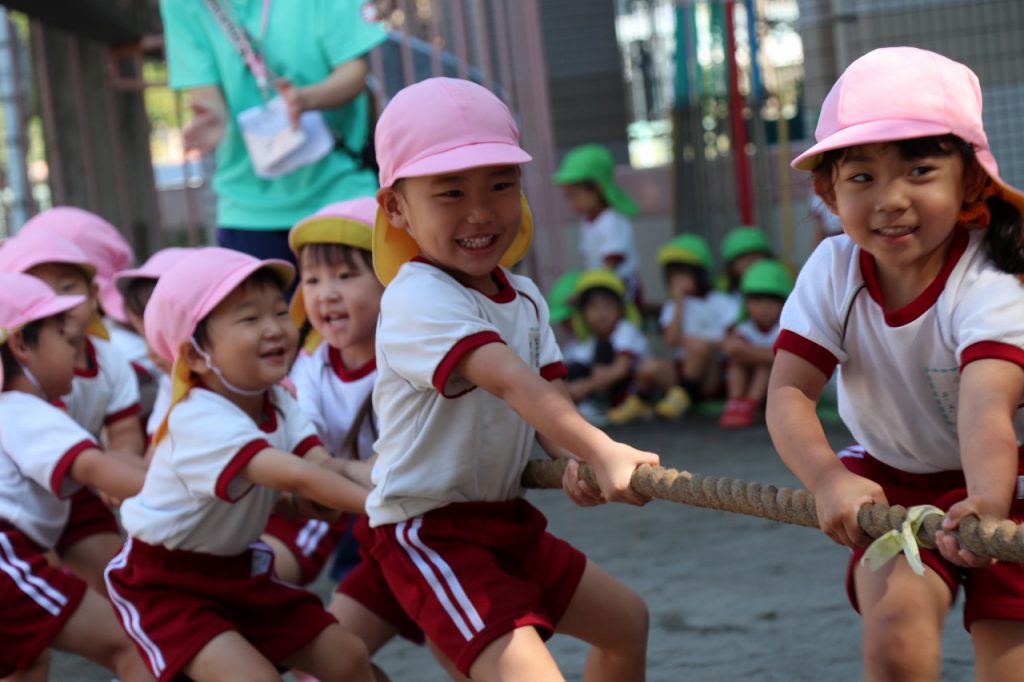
[51,414,975,681]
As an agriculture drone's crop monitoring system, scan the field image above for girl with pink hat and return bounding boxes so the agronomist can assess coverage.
[0,272,150,680]
[369,77,658,680]
[768,47,1024,678]
[0,231,142,597]
[105,247,376,682]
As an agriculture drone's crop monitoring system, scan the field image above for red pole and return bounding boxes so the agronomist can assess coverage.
[724,0,754,224]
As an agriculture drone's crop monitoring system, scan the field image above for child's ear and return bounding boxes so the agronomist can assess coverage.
[811,176,838,215]
[7,330,31,365]
[178,339,210,377]
[377,187,409,230]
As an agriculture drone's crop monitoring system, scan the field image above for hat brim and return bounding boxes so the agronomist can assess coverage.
[372,192,534,286]
[288,217,373,255]
[99,280,128,324]
[390,143,532,184]
[975,149,1024,218]
[792,119,953,170]
[552,169,638,217]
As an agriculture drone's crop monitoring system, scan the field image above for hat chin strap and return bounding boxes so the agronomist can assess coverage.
[189,338,265,397]
[19,363,46,395]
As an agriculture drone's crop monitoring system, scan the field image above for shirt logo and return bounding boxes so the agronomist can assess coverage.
[528,326,540,368]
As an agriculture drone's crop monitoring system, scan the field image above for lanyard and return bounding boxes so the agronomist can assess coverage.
[204,0,274,100]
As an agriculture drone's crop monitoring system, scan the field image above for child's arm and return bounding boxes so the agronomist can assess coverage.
[722,336,775,366]
[458,343,658,505]
[69,448,146,502]
[304,445,376,490]
[937,357,1024,567]
[106,416,146,458]
[585,355,634,391]
[766,350,886,547]
[536,380,605,507]
[661,298,686,348]
[240,448,368,514]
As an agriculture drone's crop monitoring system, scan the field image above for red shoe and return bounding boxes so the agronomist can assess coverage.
[719,398,757,428]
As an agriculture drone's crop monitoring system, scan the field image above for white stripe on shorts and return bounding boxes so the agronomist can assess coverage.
[104,539,166,676]
[396,517,486,641]
[0,533,67,617]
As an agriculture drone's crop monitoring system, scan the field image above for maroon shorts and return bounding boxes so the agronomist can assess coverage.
[0,524,87,676]
[263,514,350,585]
[104,538,338,681]
[334,515,424,644]
[371,499,587,675]
[841,450,1024,629]
[56,488,120,556]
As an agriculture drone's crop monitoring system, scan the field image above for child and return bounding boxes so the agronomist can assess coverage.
[0,272,150,681]
[718,259,792,428]
[0,232,141,596]
[767,47,1024,680]
[554,143,642,304]
[719,224,773,300]
[632,234,740,420]
[261,197,381,586]
[561,269,649,426]
[370,77,658,681]
[104,247,376,681]
[545,269,583,346]
[114,247,196,438]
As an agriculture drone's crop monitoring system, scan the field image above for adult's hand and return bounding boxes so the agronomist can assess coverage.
[183,86,228,155]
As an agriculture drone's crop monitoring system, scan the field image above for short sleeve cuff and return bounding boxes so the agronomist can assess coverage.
[540,362,569,381]
[775,330,839,379]
[215,439,273,502]
[432,331,505,397]
[294,435,323,458]
[50,440,100,498]
[105,403,141,425]
[960,341,1024,372]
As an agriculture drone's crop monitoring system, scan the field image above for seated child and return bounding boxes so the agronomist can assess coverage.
[0,232,142,596]
[369,77,657,681]
[559,269,649,426]
[719,225,773,303]
[718,259,792,428]
[114,248,197,439]
[105,247,376,681]
[545,269,583,346]
[553,143,642,303]
[633,234,740,419]
[0,272,150,681]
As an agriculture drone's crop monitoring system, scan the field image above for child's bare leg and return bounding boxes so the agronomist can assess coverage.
[725,361,749,400]
[468,627,563,682]
[59,533,123,598]
[971,620,1024,682]
[52,588,153,682]
[635,357,676,395]
[425,640,471,682]
[282,623,376,682]
[1,651,49,682]
[259,533,303,585]
[328,593,400,654]
[183,631,280,682]
[853,558,950,681]
[745,364,772,402]
[556,559,648,682]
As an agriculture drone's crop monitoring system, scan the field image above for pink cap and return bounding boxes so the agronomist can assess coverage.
[375,78,532,188]
[0,231,97,279]
[144,247,294,364]
[0,272,85,391]
[20,207,136,322]
[114,247,197,298]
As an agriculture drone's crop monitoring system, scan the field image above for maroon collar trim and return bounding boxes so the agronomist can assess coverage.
[328,346,376,382]
[859,227,968,327]
[73,338,99,378]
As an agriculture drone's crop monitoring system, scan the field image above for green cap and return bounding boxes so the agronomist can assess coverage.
[546,270,583,324]
[721,226,773,264]
[740,259,793,298]
[552,144,638,216]
[657,234,713,270]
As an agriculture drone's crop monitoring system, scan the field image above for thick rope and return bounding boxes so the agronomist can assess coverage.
[522,459,1024,564]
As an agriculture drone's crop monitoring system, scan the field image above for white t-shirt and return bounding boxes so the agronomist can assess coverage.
[120,385,322,555]
[64,337,141,439]
[579,209,639,283]
[733,319,781,348]
[562,319,648,366]
[659,291,741,358]
[778,229,1024,474]
[367,262,565,526]
[290,343,377,460]
[0,392,97,548]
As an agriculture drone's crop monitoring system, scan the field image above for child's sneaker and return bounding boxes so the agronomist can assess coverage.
[606,394,654,425]
[577,400,609,427]
[719,398,757,428]
[654,386,691,420]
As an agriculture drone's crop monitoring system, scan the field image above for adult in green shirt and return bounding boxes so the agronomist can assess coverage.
[160,0,387,263]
